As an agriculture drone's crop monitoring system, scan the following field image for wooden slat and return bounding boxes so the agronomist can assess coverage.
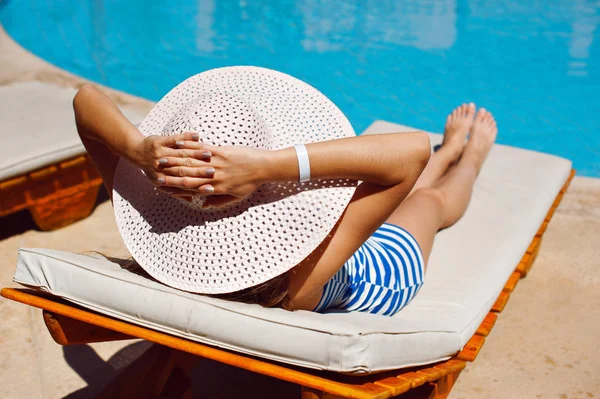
[531,237,542,259]
[515,258,528,276]
[0,175,27,190]
[516,252,533,277]
[30,165,58,180]
[524,240,542,276]
[476,312,498,337]
[0,288,389,399]
[43,311,134,345]
[416,367,445,382]
[492,291,510,313]
[455,335,485,362]
[432,360,466,374]
[372,377,411,396]
[534,169,574,246]
[546,185,567,218]
[59,155,88,169]
[394,372,428,388]
[526,236,541,255]
[503,272,521,293]
[535,219,549,237]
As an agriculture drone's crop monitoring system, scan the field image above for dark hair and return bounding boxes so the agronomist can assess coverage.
[95,253,292,310]
[210,271,292,310]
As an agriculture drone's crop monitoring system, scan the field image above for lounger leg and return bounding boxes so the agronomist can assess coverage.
[427,370,462,399]
[301,387,346,399]
[29,182,100,231]
[96,344,198,399]
[43,311,134,345]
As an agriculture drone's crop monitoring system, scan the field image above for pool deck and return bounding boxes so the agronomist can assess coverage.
[1,25,599,399]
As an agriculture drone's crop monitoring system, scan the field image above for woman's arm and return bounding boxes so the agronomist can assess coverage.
[73,85,212,198]
[266,134,428,186]
[161,132,431,208]
[73,85,136,196]
[73,85,144,166]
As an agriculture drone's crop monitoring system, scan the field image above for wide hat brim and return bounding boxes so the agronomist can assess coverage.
[113,66,357,294]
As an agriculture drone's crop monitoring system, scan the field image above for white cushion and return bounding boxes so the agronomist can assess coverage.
[12,120,572,373]
[0,82,145,181]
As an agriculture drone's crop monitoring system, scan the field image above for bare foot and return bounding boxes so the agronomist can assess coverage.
[443,103,476,152]
[464,108,498,169]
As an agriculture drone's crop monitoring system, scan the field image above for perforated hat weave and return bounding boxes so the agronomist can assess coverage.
[113,66,357,294]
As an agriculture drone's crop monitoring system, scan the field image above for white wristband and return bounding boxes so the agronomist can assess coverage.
[293,144,311,182]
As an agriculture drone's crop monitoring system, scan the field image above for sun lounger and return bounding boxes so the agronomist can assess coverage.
[0,82,145,230]
[1,120,574,398]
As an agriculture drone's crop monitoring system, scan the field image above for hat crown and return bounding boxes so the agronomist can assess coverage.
[163,92,272,150]
[161,92,273,211]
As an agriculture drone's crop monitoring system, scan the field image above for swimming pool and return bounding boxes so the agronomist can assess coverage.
[1,0,599,176]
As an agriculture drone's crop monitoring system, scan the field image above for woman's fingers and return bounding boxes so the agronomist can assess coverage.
[172,138,218,157]
[159,148,212,161]
[158,176,216,192]
[157,156,211,168]
[160,132,200,147]
[150,133,217,161]
[160,165,216,178]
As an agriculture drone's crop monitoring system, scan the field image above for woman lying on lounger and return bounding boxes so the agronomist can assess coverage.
[73,67,497,316]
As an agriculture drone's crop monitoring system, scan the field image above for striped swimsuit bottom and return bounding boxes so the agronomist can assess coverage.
[313,223,425,316]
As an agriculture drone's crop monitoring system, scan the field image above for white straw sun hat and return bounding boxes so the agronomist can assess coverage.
[113,66,357,294]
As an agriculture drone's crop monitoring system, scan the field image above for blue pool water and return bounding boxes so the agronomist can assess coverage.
[1,1,599,176]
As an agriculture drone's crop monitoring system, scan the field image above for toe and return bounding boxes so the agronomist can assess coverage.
[475,108,486,121]
[467,103,476,117]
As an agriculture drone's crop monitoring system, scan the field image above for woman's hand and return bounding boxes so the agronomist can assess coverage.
[138,133,272,207]
[132,132,213,199]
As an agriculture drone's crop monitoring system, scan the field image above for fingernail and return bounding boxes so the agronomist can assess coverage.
[158,158,168,164]
[202,151,212,158]
[192,133,200,140]
[176,140,185,147]
[205,167,215,175]
[157,177,165,184]
[204,185,214,193]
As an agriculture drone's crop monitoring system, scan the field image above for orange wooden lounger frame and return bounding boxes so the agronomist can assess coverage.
[0,170,575,399]
[0,154,102,230]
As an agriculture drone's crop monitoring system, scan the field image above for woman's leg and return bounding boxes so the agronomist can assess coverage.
[410,103,475,193]
[386,107,498,265]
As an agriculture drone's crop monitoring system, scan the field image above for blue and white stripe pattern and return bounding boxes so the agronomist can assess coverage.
[313,223,425,316]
